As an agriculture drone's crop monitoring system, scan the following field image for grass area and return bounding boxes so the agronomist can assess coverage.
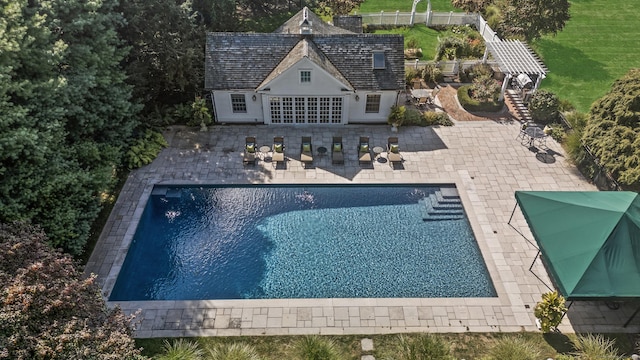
[136,332,635,359]
[373,25,440,60]
[358,0,457,13]
[531,0,640,113]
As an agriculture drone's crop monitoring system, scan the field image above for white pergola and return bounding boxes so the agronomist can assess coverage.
[484,40,547,101]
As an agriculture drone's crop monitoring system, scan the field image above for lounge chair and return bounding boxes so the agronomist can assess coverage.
[272,136,285,167]
[300,136,313,168]
[387,137,403,168]
[358,136,372,165]
[331,136,344,164]
[243,136,257,165]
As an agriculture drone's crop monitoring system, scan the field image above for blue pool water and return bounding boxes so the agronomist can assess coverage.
[109,185,496,301]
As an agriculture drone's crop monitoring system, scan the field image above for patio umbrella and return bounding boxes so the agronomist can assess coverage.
[515,191,640,300]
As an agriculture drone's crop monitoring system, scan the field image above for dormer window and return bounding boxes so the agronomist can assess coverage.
[300,70,311,83]
[373,52,385,70]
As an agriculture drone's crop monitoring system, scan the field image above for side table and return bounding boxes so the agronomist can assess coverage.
[259,145,271,161]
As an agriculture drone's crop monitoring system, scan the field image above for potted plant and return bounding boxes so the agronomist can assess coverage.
[534,290,567,333]
[388,105,406,132]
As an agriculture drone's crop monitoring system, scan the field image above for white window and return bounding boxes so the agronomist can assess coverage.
[365,94,381,113]
[372,52,385,70]
[231,94,247,113]
[300,70,311,83]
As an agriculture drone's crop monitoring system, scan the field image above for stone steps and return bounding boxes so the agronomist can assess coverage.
[419,188,464,221]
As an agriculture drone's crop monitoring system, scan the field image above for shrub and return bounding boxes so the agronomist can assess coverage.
[208,342,261,360]
[528,89,560,125]
[457,85,504,112]
[388,105,407,126]
[422,63,443,83]
[423,111,454,126]
[171,97,213,127]
[406,68,419,86]
[158,339,204,360]
[483,336,541,360]
[0,222,145,359]
[564,111,588,130]
[471,74,501,102]
[125,129,168,169]
[571,334,623,360]
[403,108,424,126]
[460,63,494,83]
[293,335,342,360]
[397,334,455,360]
[435,36,468,60]
[534,291,567,333]
[544,123,566,142]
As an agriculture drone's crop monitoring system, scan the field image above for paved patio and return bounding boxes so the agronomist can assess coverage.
[86,119,640,338]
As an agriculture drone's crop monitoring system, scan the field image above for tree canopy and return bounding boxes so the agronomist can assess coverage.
[0,0,138,254]
[0,222,146,359]
[582,68,640,190]
[450,0,571,41]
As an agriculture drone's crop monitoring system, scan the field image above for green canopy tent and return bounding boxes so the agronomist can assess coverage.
[513,191,640,301]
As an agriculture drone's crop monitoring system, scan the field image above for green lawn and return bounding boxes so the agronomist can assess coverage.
[524,1,640,113]
[357,0,457,13]
[374,25,441,60]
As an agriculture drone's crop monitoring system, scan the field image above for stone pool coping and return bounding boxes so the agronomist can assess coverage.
[86,123,640,337]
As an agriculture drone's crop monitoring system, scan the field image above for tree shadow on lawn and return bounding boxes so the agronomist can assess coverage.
[534,38,611,84]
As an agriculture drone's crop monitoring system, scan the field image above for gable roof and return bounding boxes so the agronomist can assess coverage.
[274,7,354,35]
[204,8,404,92]
[258,38,352,90]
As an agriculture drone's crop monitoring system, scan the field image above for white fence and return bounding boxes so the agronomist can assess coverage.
[359,11,501,43]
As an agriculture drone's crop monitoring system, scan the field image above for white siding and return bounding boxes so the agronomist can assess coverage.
[212,91,263,124]
[347,91,398,124]
[212,58,399,125]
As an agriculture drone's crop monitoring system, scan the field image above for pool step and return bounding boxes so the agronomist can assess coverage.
[419,189,464,221]
[151,186,181,198]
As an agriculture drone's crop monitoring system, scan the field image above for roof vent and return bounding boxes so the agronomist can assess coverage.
[300,7,312,35]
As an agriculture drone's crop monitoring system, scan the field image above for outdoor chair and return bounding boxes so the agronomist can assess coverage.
[300,136,313,168]
[358,136,372,165]
[272,136,285,167]
[243,136,257,165]
[417,97,429,108]
[387,137,403,168]
[331,136,344,164]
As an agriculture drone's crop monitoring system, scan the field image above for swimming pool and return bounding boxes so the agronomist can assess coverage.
[109,185,496,301]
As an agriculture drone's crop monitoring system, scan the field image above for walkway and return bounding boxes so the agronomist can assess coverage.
[86,121,640,338]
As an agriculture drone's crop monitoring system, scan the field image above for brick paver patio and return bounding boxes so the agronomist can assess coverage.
[86,117,640,337]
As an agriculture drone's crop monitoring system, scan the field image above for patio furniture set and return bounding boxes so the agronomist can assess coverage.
[243,136,403,169]
[516,123,550,149]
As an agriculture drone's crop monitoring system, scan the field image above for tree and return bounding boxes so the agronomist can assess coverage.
[118,0,205,113]
[0,222,147,359]
[582,69,640,189]
[451,0,491,13]
[496,0,570,41]
[1,0,137,254]
[312,0,364,16]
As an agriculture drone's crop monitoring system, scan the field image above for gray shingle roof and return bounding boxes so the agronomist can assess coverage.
[205,7,402,92]
[205,33,404,91]
[274,8,354,35]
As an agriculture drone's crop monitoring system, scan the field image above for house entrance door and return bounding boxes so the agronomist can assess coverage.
[269,96,343,124]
